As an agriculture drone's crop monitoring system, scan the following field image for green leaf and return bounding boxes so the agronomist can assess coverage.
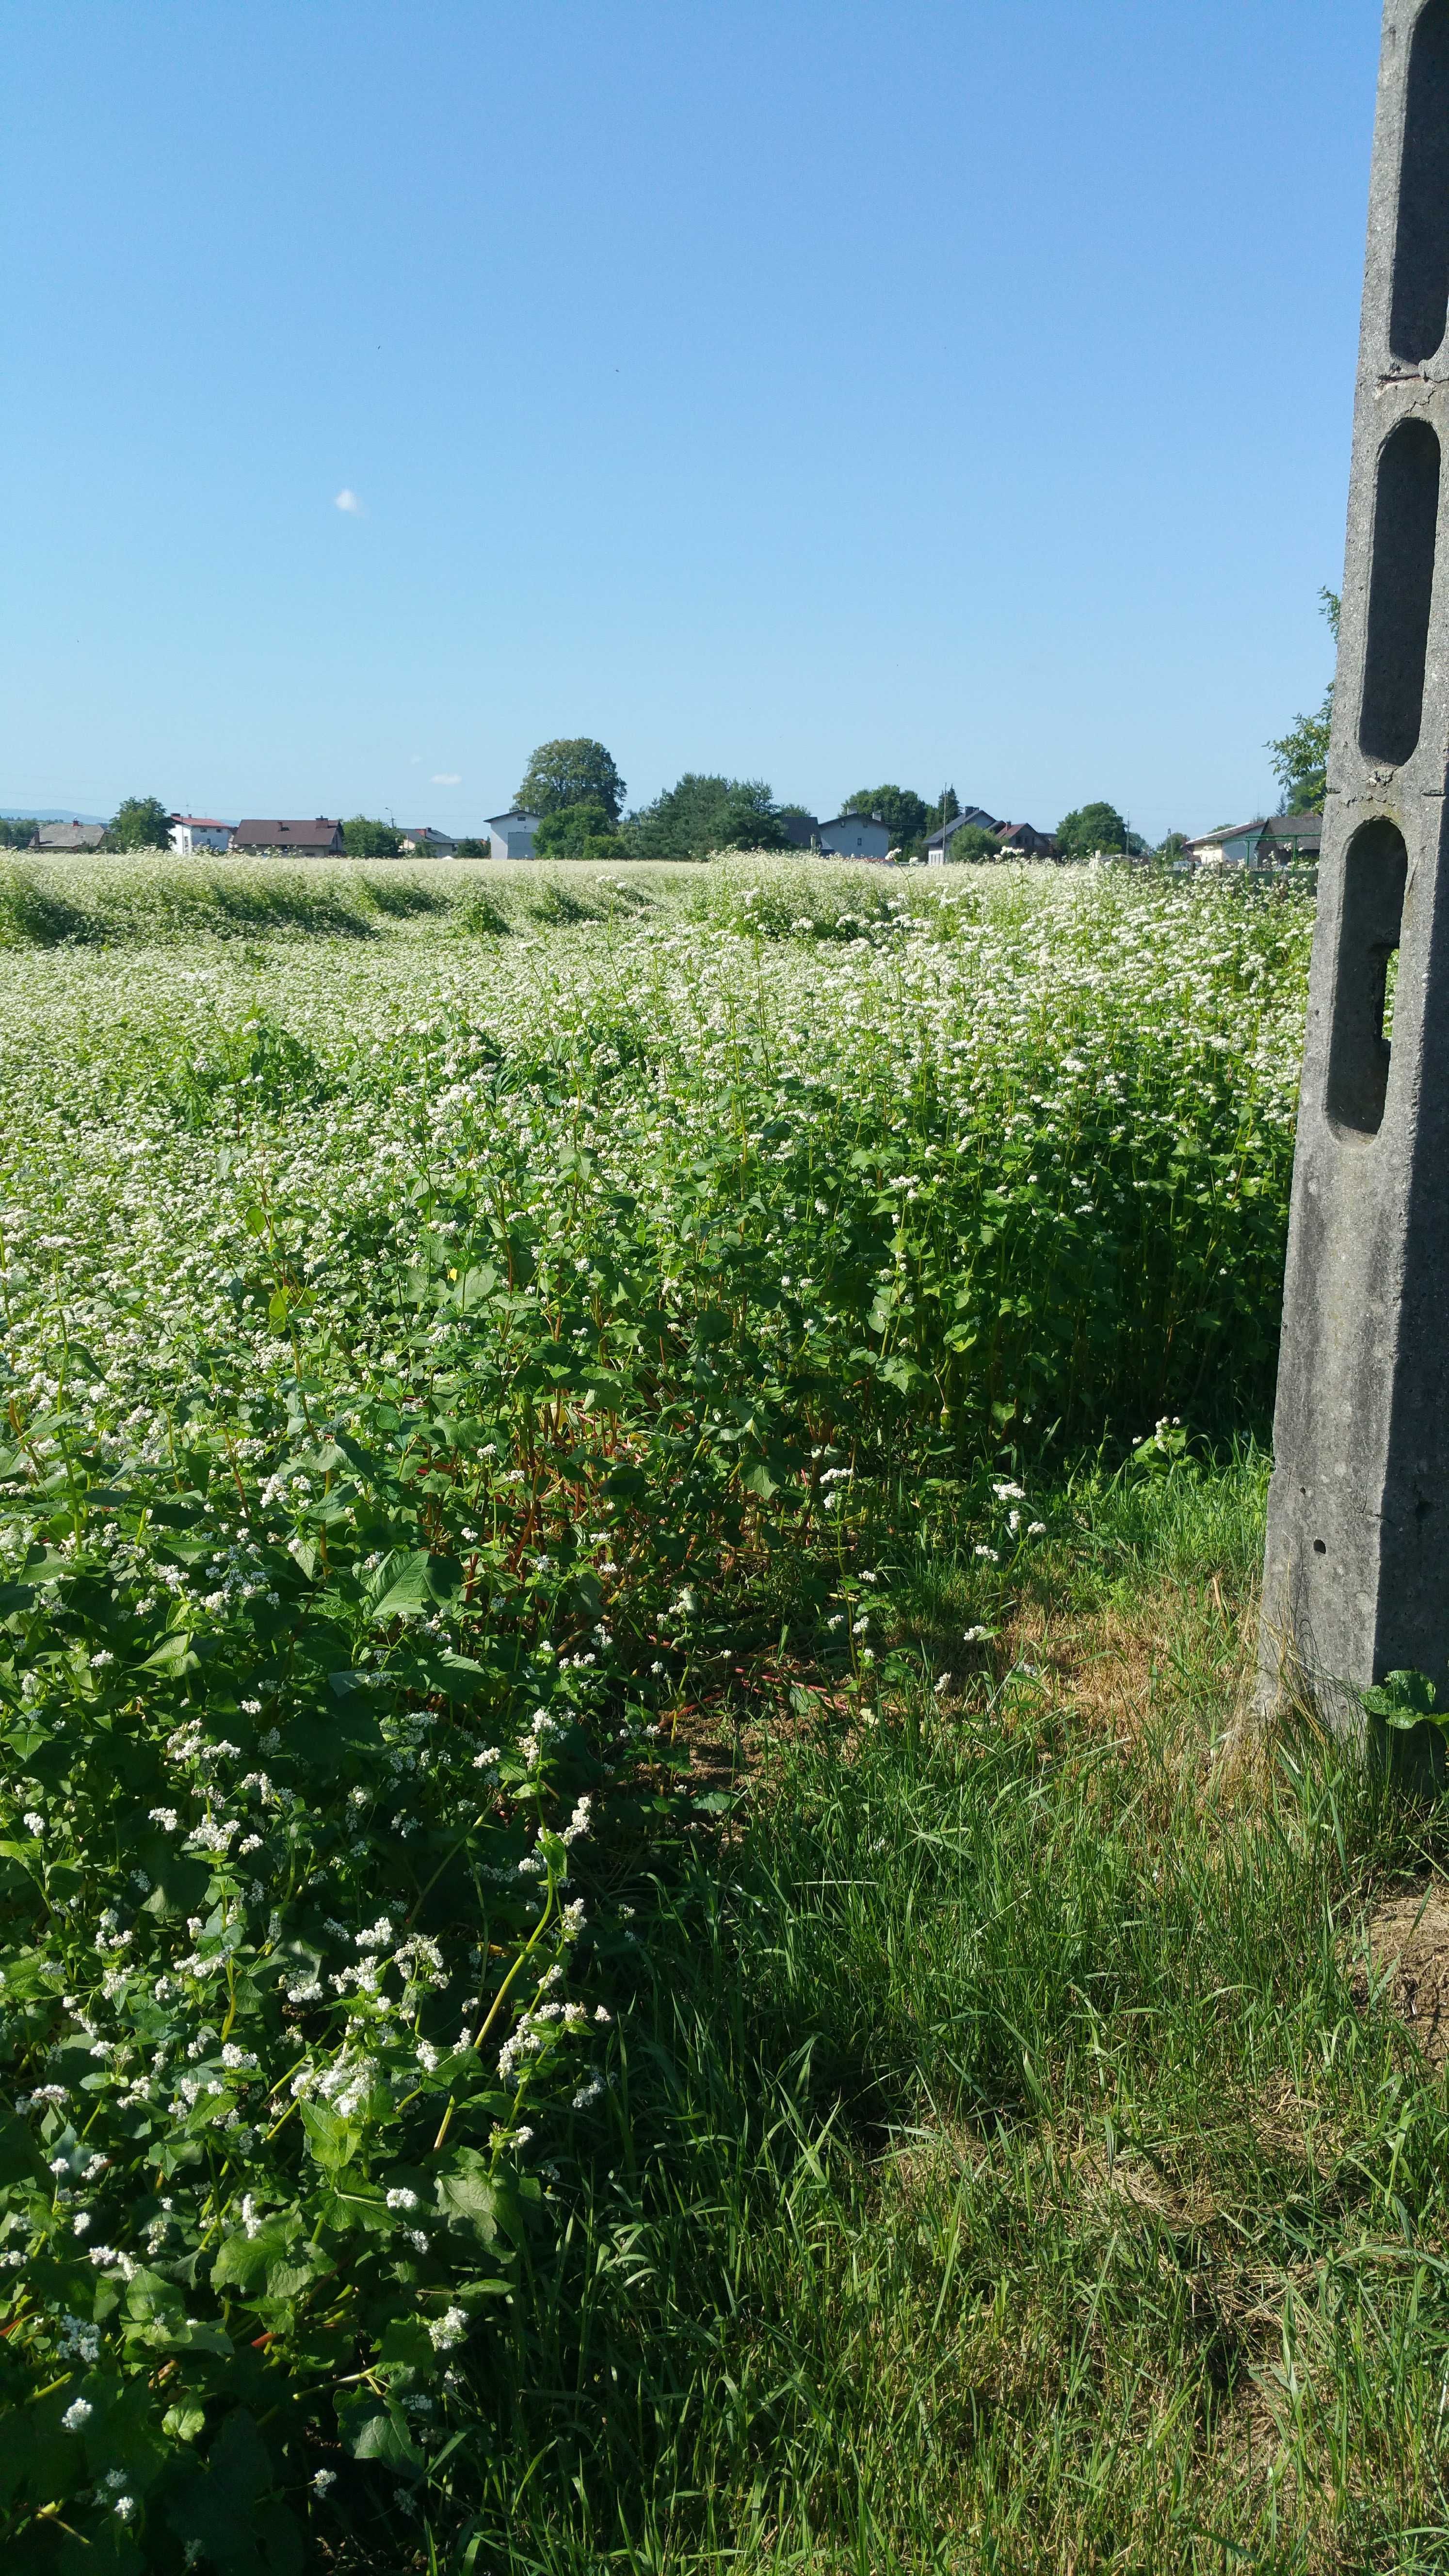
[379,2316,436,2369]
[212,2220,297,2294]
[299,2098,359,2173]
[1361,1668,1447,1730]
[140,1629,198,1676]
[365,1548,434,1619]
[435,2150,501,2243]
[347,2402,423,2469]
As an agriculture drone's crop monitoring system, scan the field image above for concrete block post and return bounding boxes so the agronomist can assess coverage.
[1261,0,1449,1737]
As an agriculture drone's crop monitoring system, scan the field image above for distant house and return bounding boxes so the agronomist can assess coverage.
[818,812,892,859]
[779,813,820,849]
[486,809,541,862]
[35,821,105,852]
[1187,812,1322,868]
[924,807,1001,864]
[168,815,235,855]
[231,818,344,855]
[398,826,456,856]
[994,821,1059,858]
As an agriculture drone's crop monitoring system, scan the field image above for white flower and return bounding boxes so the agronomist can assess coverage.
[148,1807,181,1832]
[973,1546,999,1562]
[428,2304,468,2350]
[21,1812,44,1836]
[61,2398,93,2432]
[312,2468,337,2494]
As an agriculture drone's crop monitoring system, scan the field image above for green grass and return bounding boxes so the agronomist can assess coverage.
[426,1454,1449,2575]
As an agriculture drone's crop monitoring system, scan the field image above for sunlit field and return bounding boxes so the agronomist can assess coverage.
[17,860,1447,2571]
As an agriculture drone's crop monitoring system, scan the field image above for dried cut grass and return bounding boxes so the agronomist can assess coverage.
[1351,1876,1449,2073]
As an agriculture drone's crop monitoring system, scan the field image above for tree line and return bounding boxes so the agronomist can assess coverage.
[0,757,1182,866]
[447,741,1158,864]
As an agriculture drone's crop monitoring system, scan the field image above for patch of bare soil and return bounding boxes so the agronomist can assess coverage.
[1351,1878,1449,2072]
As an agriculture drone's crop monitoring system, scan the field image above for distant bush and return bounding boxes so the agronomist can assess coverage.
[534,804,631,865]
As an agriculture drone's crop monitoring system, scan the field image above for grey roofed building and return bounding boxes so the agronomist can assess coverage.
[35,821,105,851]
[398,826,456,855]
[778,813,819,848]
[817,811,892,859]
[924,806,1001,862]
[1253,810,1323,863]
[1187,811,1322,866]
[231,818,344,853]
[485,809,540,862]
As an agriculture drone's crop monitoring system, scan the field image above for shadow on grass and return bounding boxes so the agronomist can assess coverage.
[419,1459,1449,2575]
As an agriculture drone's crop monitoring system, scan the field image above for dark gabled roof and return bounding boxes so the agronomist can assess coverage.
[818,812,889,832]
[1260,810,1323,839]
[485,809,540,827]
[927,806,1001,843]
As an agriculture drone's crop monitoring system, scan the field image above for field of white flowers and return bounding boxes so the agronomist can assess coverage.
[0,857,1313,2566]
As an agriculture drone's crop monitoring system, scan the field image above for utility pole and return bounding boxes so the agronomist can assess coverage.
[1260,0,1449,1762]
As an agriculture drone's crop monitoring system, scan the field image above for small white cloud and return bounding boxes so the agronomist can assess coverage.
[432,772,461,786]
[334,488,363,515]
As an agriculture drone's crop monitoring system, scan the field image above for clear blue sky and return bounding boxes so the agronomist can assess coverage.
[4,0,1377,842]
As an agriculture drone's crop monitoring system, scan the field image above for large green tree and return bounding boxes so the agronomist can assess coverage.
[840,785,962,856]
[533,801,629,862]
[626,775,791,861]
[842,785,931,853]
[516,739,625,824]
[1268,589,1340,814]
[1055,802,1145,861]
[341,815,403,857]
[108,795,172,851]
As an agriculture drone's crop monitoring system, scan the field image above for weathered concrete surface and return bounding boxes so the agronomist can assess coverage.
[1261,0,1449,1733]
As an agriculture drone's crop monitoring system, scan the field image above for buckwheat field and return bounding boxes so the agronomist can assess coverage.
[1,857,1325,2568]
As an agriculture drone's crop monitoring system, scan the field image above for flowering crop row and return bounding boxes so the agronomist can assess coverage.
[0,860,1311,2563]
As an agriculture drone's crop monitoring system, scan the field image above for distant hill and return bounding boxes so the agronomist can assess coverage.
[0,805,108,825]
